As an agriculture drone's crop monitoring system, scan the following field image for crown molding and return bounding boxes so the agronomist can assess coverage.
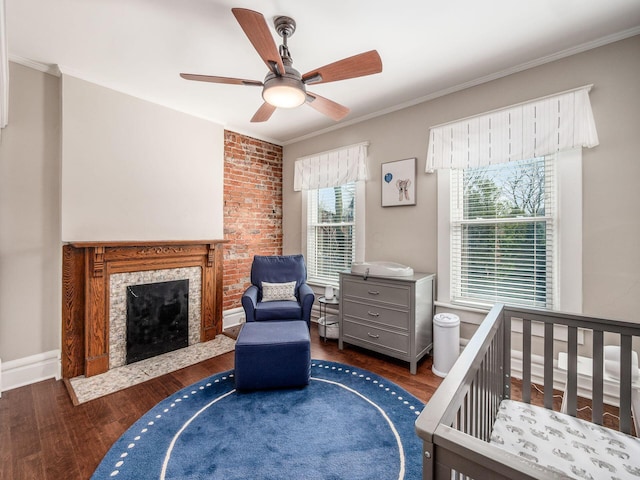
[283,26,640,145]
[9,54,60,76]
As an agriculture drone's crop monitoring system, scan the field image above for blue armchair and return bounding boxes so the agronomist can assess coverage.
[241,255,315,328]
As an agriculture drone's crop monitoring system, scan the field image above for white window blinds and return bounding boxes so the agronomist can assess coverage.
[307,183,357,285]
[294,143,368,191]
[451,156,555,308]
[426,86,598,172]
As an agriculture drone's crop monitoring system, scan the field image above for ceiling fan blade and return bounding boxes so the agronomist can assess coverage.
[251,102,277,123]
[302,50,382,85]
[180,73,263,87]
[306,92,350,121]
[232,8,286,76]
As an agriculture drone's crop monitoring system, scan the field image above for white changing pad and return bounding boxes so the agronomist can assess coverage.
[490,399,640,479]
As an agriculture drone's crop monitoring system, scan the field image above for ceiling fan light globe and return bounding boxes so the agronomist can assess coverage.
[263,85,306,108]
[262,72,306,108]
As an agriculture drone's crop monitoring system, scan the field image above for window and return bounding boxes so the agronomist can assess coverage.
[450,156,554,308]
[306,183,357,285]
[429,88,595,313]
[296,143,368,287]
[437,149,581,312]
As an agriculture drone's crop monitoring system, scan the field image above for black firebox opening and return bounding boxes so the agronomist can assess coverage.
[126,279,189,365]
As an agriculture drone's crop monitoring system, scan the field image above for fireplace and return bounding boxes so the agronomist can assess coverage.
[125,279,189,364]
[62,240,226,378]
[108,266,202,369]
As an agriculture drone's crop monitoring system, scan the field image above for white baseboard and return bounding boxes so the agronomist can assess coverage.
[510,350,623,407]
[458,338,620,407]
[223,306,325,328]
[1,350,61,394]
[223,307,245,330]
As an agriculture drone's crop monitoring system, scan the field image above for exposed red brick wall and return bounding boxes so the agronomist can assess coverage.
[223,130,283,311]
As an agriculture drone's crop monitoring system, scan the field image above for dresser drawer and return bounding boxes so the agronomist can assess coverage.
[342,278,410,307]
[342,299,410,331]
[342,320,409,355]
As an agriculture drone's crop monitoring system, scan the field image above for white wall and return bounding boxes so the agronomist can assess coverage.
[61,74,224,242]
[283,35,640,325]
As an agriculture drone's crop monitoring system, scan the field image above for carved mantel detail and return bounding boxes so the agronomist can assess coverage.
[137,246,187,256]
[61,240,227,379]
[90,246,105,278]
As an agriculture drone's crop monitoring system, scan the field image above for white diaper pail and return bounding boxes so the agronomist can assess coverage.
[432,313,460,378]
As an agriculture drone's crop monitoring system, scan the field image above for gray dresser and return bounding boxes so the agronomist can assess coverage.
[338,271,435,374]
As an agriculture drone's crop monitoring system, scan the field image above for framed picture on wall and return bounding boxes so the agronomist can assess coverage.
[381,158,416,207]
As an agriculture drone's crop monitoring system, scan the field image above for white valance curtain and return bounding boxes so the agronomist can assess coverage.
[294,142,368,191]
[426,86,599,172]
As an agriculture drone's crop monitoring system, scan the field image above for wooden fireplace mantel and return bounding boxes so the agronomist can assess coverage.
[62,240,227,378]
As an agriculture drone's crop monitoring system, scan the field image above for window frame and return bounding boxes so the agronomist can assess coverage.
[301,181,365,287]
[436,149,582,313]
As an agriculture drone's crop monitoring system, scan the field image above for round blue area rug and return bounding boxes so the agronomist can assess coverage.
[92,360,424,480]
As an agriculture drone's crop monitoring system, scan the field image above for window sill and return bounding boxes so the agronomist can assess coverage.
[307,280,339,289]
[434,300,491,314]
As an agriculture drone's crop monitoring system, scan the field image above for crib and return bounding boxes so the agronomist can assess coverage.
[415,304,640,479]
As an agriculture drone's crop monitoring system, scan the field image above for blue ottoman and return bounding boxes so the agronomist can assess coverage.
[234,320,311,391]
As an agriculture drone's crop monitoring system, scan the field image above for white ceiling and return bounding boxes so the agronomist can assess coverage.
[7,0,640,144]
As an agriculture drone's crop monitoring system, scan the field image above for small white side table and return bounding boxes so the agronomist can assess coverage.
[318,296,340,342]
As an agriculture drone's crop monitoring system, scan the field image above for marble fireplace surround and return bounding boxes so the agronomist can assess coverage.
[62,240,226,379]
[109,267,202,369]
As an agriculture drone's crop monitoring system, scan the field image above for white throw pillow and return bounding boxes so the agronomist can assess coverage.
[261,281,297,302]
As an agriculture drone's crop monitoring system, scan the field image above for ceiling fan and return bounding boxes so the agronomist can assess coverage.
[180,8,383,123]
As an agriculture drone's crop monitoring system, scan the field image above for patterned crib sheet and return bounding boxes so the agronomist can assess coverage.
[490,399,640,479]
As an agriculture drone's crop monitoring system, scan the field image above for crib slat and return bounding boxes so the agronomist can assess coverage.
[484,359,489,439]
[465,392,469,434]
[566,326,578,416]
[522,319,532,403]
[503,314,511,400]
[484,357,490,439]
[592,331,604,425]
[472,379,477,437]
[493,339,499,422]
[489,342,495,434]
[544,322,554,409]
[478,363,484,439]
[620,335,633,434]
[482,357,489,440]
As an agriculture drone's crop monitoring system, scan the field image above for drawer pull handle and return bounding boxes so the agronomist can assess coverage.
[367,332,380,339]
[367,311,380,317]
[368,290,380,295]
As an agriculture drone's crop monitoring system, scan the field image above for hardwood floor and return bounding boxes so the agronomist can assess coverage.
[0,327,443,480]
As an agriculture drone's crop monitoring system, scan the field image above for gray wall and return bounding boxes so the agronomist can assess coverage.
[283,35,640,325]
[0,63,62,361]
